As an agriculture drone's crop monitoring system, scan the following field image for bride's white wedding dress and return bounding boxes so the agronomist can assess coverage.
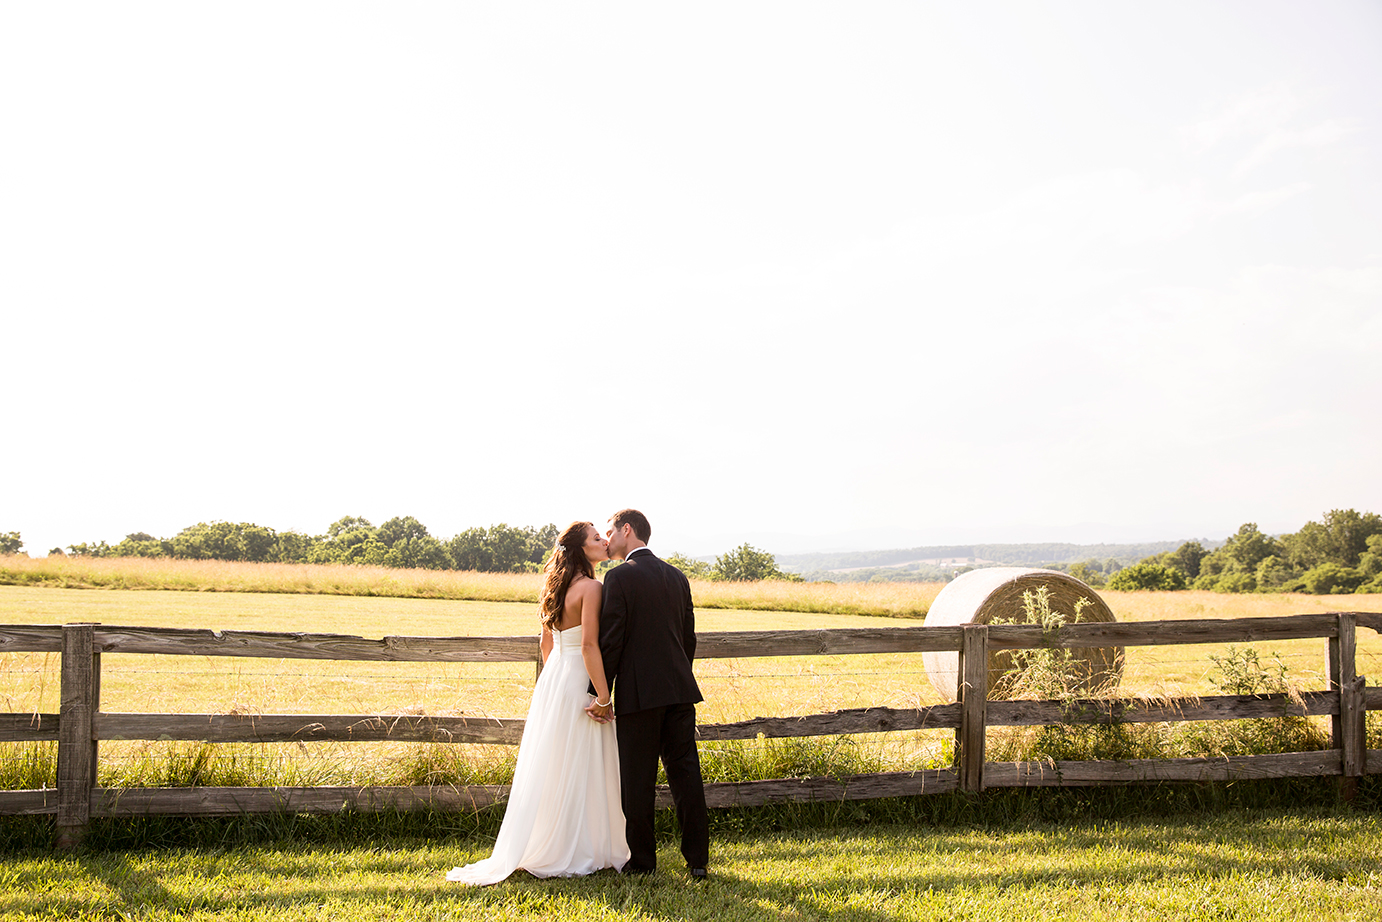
[447,624,629,884]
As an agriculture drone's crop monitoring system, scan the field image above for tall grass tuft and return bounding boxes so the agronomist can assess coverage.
[699,735,889,784]
[0,743,56,789]
[387,744,517,787]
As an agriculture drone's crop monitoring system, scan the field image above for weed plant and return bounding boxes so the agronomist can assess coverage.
[1176,645,1331,757]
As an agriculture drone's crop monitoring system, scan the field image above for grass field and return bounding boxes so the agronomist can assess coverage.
[0,554,943,617]
[3,563,1382,918]
[1,809,1379,920]
[3,570,1381,792]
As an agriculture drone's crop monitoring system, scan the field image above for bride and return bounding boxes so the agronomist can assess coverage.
[446,521,629,884]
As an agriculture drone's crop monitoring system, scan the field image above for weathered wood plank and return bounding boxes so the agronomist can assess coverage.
[92,785,511,816]
[987,691,1339,728]
[1328,613,1355,782]
[697,705,961,740]
[56,624,96,845]
[695,627,964,658]
[94,707,964,745]
[986,614,1339,651]
[0,625,63,653]
[85,625,966,661]
[958,625,987,792]
[1367,749,1382,775]
[0,713,60,742]
[91,627,542,662]
[0,790,58,815]
[1351,612,1382,635]
[95,713,525,745]
[687,770,960,808]
[1366,687,1382,710]
[985,750,1341,787]
[85,770,964,818]
[1341,678,1366,777]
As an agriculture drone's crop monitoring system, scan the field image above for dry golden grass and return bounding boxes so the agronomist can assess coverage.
[2,567,1379,787]
[0,581,940,786]
[0,554,943,617]
[1100,589,1382,701]
[0,554,543,602]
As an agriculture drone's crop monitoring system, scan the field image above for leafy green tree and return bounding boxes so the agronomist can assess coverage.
[1254,555,1295,591]
[1291,563,1366,595]
[1194,524,1281,591]
[373,516,450,570]
[446,523,557,572]
[1357,535,1382,580]
[446,527,493,571]
[169,522,277,562]
[1065,561,1105,587]
[1222,523,1282,572]
[307,519,380,565]
[377,516,430,547]
[0,531,23,555]
[272,530,318,563]
[666,553,713,579]
[327,516,374,538]
[1106,562,1187,591]
[486,524,533,572]
[1358,546,1382,593]
[67,541,112,557]
[1168,541,1207,578]
[1283,509,1382,570]
[711,543,802,582]
[113,533,171,558]
[522,524,561,570]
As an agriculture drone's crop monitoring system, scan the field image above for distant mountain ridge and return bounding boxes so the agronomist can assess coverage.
[776,540,1217,578]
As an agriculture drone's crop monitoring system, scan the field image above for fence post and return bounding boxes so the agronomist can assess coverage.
[1330,613,1364,800]
[56,623,99,849]
[957,624,988,792]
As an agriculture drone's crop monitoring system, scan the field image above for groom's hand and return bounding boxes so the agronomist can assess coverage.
[585,700,614,723]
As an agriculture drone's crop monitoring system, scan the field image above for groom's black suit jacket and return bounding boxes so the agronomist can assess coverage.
[598,548,702,715]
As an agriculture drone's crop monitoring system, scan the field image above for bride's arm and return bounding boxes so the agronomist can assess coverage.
[578,581,612,706]
[539,622,554,664]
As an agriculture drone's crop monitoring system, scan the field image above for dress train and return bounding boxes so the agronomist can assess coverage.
[447,624,628,884]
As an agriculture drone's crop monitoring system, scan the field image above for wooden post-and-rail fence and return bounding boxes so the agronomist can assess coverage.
[1,612,1379,849]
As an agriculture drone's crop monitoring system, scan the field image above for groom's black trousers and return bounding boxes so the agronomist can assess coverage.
[616,702,709,872]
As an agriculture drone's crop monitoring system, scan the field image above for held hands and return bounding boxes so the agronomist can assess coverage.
[585,696,614,724]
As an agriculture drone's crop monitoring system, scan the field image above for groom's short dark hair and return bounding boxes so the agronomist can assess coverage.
[610,509,651,544]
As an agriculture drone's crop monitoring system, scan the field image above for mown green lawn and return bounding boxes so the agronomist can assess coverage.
[2,809,1379,921]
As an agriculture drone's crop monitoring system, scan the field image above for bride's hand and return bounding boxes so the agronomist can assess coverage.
[585,698,614,724]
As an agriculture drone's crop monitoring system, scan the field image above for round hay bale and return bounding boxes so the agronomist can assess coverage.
[922,567,1123,700]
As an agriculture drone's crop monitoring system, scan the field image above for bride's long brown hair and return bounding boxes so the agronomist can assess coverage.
[539,521,597,631]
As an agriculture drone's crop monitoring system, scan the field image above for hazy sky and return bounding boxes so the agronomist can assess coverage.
[3,2,1380,558]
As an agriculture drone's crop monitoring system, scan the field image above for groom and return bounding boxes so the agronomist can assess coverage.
[585,509,709,878]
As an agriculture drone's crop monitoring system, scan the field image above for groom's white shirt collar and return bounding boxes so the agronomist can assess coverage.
[625,547,653,560]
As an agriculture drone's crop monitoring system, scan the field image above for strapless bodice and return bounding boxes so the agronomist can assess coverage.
[552,624,585,656]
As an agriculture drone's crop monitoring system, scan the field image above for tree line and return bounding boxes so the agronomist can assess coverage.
[1070,509,1382,595]
[2,519,800,582]
[10,509,1376,593]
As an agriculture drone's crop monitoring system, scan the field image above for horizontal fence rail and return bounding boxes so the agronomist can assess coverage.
[1,612,1379,848]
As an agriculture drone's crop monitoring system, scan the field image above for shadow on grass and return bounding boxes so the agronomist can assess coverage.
[2,797,1379,921]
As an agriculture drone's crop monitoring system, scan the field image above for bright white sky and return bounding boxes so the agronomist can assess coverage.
[3,2,1380,558]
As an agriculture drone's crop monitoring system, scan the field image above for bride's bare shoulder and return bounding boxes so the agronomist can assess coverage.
[569,574,602,595]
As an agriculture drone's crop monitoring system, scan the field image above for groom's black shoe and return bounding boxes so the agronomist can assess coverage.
[688,867,708,881]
